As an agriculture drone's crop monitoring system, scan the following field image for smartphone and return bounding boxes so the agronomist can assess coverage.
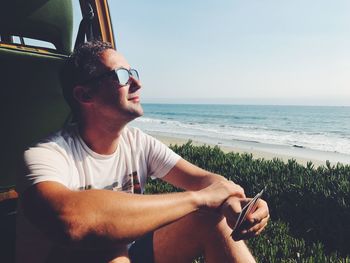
[231,188,265,237]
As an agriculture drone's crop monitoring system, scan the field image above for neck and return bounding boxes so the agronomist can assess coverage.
[78,118,128,155]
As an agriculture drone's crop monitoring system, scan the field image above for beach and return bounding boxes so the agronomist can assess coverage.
[150,133,350,167]
[130,104,350,167]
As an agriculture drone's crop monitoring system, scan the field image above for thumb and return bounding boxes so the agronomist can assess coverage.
[221,197,242,229]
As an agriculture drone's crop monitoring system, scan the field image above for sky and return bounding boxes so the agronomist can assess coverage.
[75,1,350,106]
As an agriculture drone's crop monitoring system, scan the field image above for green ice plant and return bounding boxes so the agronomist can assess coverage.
[145,141,350,261]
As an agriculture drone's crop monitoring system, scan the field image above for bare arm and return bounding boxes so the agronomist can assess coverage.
[162,158,241,191]
[21,177,244,249]
[162,158,270,240]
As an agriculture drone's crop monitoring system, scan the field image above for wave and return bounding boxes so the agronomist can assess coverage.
[131,117,350,155]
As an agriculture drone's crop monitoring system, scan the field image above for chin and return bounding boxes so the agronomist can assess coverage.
[135,103,144,116]
[138,106,144,116]
[134,109,144,118]
[126,104,144,119]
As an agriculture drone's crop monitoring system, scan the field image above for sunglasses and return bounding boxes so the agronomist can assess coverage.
[80,68,140,86]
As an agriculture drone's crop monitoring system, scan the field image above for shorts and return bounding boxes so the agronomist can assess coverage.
[128,232,155,263]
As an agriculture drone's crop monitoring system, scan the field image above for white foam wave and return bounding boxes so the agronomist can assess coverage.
[130,117,350,155]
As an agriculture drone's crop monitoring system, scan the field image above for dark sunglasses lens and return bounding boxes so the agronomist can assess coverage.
[130,69,139,81]
[116,68,130,85]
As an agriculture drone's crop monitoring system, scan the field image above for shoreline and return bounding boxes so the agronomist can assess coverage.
[150,133,350,167]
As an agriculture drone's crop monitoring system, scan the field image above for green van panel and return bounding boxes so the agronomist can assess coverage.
[0,0,73,54]
[0,47,70,188]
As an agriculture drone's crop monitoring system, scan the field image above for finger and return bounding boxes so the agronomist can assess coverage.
[249,221,268,238]
[231,216,267,241]
[246,199,269,224]
[221,197,243,228]
[231,228,244,241]
[245,212,269,229]
[254,223,268,236]
[232,210,269,240]
[240,198,253,207]
[221,197,243,214]
[236,220,268,240]
[232,228,257,241]
[239,213,269,232]
[245,216,269,234]
[228,181,246,198]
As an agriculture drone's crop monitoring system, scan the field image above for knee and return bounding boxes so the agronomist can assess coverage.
[105,246,131,263]
[66,246,130,263]
[191,210,225,232]
[108,256,131,263]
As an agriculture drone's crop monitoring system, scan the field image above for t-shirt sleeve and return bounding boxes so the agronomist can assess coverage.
[16,143,70,194]
[141,133,181,179]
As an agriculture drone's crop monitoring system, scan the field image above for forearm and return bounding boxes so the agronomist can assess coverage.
[67,190,199,246]
[23,184,200,248]
[201,172,228,187]
[186,172,227,190]
[161,158,234,191]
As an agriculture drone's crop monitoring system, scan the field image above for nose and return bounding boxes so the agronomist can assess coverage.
[129,76,142,93]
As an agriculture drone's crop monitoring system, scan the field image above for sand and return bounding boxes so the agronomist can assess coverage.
[150,133,350,167]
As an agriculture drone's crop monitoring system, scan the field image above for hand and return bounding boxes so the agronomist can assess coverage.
[220,196,243,229]
[197,180,245,210]
[221,197,270,241]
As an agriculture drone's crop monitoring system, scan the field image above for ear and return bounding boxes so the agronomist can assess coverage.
[73,85,93,104]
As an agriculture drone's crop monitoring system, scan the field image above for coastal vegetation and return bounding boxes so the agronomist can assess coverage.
[145,141,350,262]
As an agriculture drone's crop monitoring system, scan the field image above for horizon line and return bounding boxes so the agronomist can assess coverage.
[141,98,350,107]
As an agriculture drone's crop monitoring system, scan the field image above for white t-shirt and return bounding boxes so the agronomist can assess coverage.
[15,124,181,263]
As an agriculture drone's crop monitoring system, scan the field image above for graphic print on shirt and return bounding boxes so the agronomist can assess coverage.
[100,171,141,193]
[104,181,122,191]
[79,185,93,190]
[121,171,141,194]
[132,171,142,194]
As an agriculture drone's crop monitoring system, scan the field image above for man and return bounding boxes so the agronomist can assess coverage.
[16,40,269,263]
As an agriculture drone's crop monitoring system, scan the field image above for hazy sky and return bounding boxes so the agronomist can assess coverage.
[76,1,350,105]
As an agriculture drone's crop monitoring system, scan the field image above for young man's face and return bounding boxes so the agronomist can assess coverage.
[90,49,144,122]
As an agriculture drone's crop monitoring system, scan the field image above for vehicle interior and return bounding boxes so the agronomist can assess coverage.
[0,0,115,261]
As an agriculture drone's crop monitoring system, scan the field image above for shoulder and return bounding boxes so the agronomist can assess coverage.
[18,127,77,194]
[24,125,77,162]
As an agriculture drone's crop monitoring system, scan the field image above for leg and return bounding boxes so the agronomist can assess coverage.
[153,211,256,263]
[59,246,131,263]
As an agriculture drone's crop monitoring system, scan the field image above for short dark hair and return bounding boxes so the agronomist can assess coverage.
[61,40,113,118]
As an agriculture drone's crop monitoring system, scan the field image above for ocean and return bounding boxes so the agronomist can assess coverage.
[130,104,350,162]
